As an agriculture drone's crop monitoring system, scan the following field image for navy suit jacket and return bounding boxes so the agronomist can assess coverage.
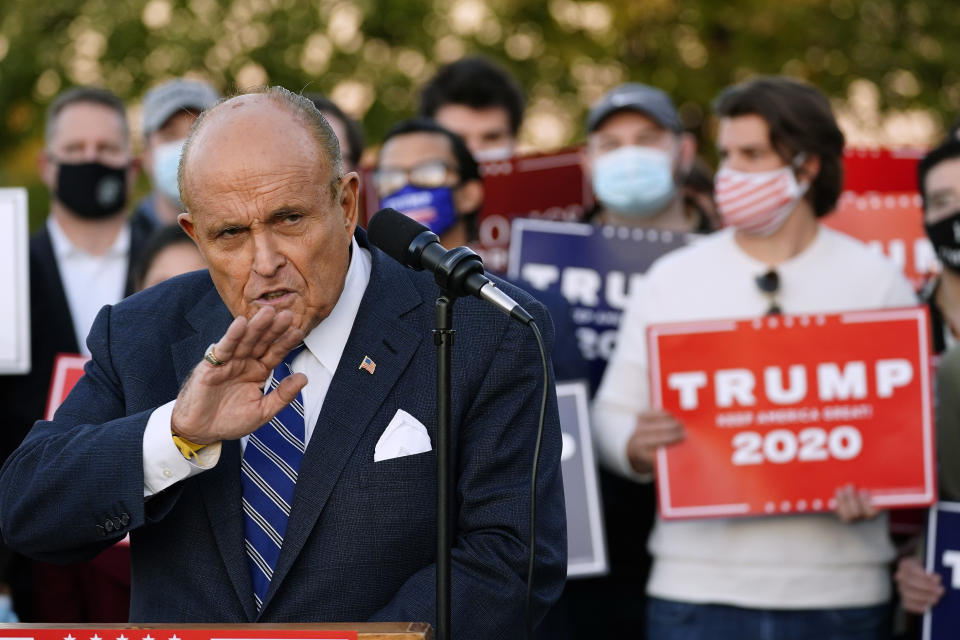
[0,220,150,468]
[0,230,566,635]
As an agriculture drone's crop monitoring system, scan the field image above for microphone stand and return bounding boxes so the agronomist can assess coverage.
[434,293,455,640]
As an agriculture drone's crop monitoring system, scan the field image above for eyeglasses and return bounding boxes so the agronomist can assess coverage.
[373,161,457,198]
[755,269,781,315]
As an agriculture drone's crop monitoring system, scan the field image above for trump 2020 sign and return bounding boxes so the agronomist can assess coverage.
[648,307,935,519]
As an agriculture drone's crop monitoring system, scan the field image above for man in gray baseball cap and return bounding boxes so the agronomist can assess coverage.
[133,79,220,228]
[583,82,711,231]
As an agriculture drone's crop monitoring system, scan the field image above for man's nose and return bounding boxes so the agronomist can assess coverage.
[79,146,99,163]
[251,231,286,277]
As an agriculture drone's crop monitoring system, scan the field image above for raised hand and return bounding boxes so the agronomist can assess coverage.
[170,307,307,444]
[626,409,686,475]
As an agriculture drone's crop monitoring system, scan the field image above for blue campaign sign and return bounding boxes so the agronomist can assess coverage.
[924,501,960,639]
[508,218,689,389]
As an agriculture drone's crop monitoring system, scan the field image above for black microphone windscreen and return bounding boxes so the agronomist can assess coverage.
[367,208,429,267]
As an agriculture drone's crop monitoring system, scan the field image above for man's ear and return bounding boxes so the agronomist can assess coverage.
[339,171,360,236]
[677,132,697,175]
[37,150,56,192]
[453,178,484,217]
[178,212,198,243]
[140,145,155,175]
[126,156,141,196]
[796,153,821,183]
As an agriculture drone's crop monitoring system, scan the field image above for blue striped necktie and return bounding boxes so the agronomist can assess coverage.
[241,343,307,610]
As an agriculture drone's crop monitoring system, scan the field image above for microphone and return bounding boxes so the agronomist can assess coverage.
[367,208,534,325]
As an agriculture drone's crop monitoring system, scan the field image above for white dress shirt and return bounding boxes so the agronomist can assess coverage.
[47,217,130,356]
[142,237,372,496]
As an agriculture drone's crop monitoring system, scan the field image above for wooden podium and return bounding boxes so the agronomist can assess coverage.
[0,623,432,640]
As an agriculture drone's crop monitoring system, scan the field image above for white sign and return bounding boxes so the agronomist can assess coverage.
[0,188,30,374]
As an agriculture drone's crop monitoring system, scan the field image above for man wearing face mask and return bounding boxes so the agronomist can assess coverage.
[0,86,149,621]
[593,77,916,639]
[894,137,960,617]
[584,83,713,233]
[374,118,587,384]
[375,118,485,248]
[133,79,220,229]
[914,138,960,355]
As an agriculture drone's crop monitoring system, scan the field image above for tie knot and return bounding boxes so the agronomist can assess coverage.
[283,343,307,368]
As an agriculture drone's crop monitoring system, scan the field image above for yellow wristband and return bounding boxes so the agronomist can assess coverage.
[172,433,207,461]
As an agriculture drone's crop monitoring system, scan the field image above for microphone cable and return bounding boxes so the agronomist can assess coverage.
[525,320,549,640]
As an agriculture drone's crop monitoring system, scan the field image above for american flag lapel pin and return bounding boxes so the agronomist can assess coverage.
[359,355,376,374]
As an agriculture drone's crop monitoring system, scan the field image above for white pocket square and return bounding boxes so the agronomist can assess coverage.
[374,409,432,462]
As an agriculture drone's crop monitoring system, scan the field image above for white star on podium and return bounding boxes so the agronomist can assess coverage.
[64,634,75,640]
[117,634,128,640]
[91,634,102,640]
[170,635,181,640]
[144,635,154,640]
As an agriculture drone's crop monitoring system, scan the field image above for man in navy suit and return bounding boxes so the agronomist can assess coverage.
[0,87,566,635]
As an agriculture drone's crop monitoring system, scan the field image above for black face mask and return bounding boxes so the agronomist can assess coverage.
[926,210,960,275]
[55,161,128,220]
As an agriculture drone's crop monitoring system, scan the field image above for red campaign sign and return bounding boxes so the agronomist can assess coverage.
[473,148,591,273]
[0,631,357,640]
[647,307,935,520]
[44,353,90,421]
[825,192,936,290]
[842,148,925,194]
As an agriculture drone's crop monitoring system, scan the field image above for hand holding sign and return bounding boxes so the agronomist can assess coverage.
[834,484,878,523]
[896,555,944,614]
[626,410,685,475]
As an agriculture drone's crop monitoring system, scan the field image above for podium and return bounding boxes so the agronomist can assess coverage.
[0,624,432,640]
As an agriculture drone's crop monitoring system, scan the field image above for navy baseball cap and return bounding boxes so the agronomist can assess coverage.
[586,83,683,133]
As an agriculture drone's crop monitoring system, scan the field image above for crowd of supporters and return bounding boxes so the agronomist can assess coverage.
[1,55,958,640]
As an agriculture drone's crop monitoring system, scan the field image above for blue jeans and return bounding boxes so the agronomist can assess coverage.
[646,597,890,640]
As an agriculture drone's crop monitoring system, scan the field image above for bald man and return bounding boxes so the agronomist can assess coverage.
[0,87,566,635]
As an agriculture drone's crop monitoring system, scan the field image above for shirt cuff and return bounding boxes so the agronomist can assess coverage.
[143,400,222,497]
[591,401,654,483]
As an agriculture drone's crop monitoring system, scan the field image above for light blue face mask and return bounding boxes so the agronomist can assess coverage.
[152,138,186,207]
[592,145,677,217]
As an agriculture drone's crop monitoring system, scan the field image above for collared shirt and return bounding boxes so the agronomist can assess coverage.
[142,237,372,496]
[47,216,131,356]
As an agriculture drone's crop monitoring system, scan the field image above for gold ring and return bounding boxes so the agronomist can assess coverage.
[204,343,227,366]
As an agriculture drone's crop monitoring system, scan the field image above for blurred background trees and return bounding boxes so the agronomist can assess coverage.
[2,0,958,226]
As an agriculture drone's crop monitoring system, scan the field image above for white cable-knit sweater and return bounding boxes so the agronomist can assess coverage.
[593,226,918,608]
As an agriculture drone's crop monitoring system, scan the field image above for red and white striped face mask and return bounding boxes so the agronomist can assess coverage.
[715,163,808,236]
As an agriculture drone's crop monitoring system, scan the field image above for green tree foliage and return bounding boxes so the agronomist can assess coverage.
[1,0,958,225]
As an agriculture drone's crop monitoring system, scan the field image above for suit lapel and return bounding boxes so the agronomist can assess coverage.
[32,228,80,353]
[260,247,425,614]
[171,284,233,382]
[171,283,259,618]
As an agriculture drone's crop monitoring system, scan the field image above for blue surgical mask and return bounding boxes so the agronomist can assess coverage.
[380,185,459,236]
[152,138,186,207]
[592,145,677,217]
